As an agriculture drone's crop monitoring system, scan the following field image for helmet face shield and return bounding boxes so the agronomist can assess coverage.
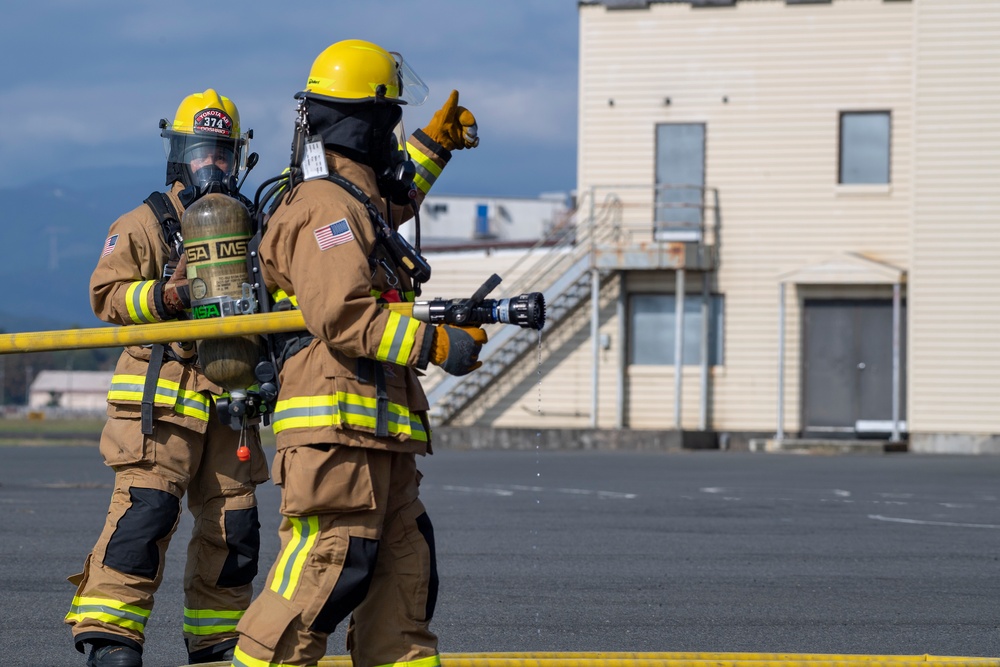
[162,133,246,185]
[184,141,236,167]
[390,53,428,106]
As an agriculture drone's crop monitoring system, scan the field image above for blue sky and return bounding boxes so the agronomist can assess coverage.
[0,1,579,198]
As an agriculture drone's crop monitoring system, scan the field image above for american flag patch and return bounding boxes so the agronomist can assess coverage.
[313,219,354,251]
[101,234,119,258]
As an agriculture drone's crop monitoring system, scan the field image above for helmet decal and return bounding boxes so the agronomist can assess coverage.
[193,108,234,136]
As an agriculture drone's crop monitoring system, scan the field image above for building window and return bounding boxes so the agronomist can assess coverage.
[628,293,724,366]
[839,111,891,184]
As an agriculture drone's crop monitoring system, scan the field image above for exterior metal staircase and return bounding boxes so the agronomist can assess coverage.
[425,193,625,424]
[425,183,721,425]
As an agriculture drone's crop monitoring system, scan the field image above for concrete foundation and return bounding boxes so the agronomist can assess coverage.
[909,433,1000,455]
[430,426,718,451]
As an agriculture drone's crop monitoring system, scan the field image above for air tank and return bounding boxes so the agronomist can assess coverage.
[181,193,259,391]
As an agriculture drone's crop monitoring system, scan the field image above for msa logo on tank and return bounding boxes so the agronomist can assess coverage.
[185,238,250,265]
[191,302,223,319]
[194,108,233,136]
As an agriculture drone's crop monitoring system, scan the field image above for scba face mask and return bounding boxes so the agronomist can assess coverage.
[180,167,236,207]
[376,120,417,206]
[175,139,243,206]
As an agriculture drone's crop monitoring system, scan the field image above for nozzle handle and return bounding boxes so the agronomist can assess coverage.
[468,274,502,306]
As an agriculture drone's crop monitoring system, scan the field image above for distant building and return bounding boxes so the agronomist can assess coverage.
[28,370,112,412]
[410,192,572,249]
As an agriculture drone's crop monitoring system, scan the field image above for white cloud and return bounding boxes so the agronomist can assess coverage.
[0,1,579,193]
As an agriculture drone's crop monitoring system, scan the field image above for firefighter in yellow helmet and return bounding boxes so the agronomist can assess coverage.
[65,89,269,667]
[229,40,482,667]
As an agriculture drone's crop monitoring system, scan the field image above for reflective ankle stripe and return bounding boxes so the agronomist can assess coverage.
[65,595,150,633]
[231,645,317,667]
[182,607,245,635]
[374,654,442,667]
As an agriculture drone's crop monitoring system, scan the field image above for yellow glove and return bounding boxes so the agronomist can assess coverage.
[422,90,479,151]
[429,325,488,376]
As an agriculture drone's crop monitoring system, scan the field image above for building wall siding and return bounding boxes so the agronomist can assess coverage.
[578,0,915,433]
[910,0,1000,435]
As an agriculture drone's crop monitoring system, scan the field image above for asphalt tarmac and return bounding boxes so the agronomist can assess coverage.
[2,445,999,667]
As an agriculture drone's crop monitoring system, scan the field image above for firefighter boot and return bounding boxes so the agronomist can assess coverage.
[86,642,142,667]
[187,638,237,664]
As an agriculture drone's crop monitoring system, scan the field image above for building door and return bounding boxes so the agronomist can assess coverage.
[801,299,906,437]
[654,123,705,242]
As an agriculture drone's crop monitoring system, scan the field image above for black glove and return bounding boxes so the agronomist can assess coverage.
[162,254,190,316]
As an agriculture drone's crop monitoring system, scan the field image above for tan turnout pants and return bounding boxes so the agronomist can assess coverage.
[232,445,439,667]
[65,406,269,659]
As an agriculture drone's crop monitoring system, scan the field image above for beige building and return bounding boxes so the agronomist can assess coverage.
[28,370,113,412]
[422,0,1000,454]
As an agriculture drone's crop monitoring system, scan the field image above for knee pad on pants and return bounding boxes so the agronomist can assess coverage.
[218,506,261,588]
[104,487,180,579]
[310,536,380,633]
[415,512,439,621]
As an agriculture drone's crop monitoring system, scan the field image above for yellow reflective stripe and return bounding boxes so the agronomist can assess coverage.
[106,374,209,422]
[125,280,157,324]
[407,141,441,194]
[182,607,244,635]
[107,373,178,406]
[377,312,419,365]
[270,516,319,600]
[232,645,314,667]
[272,392,427,441]
[65,595,150,632]
[175,388,211,420]
[271,288,298,308]
[271,395,340,433]
[373,654,442,667]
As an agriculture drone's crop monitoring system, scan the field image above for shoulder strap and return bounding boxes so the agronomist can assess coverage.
[143,191,181,241]
[324,173,432,288]
[326,173,372,206]
[325,174,388,234]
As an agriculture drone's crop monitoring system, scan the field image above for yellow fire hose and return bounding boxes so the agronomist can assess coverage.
[0,303,467,356]
[0,310,308,355]
[184,653,1000,667]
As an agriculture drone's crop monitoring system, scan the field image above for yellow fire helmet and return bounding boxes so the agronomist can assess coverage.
[299,39,428,105]
[160,89,250,188]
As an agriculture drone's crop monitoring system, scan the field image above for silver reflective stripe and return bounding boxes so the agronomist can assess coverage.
[412,162,437,189]
[71,602,148,628]
[385,318,411,364]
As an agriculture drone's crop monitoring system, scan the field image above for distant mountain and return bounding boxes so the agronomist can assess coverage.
[0,164,279,334]
[0,166,164,330]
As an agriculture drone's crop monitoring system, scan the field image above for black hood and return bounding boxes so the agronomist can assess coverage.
[306,98,402,169]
